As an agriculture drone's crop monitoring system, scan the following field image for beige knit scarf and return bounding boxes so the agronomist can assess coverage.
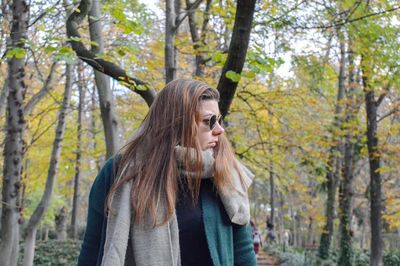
[101,146,253,266]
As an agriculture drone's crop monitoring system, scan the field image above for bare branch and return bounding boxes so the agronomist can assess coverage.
[376,82,391,107]
[28,0,62,28]
[378,107,400,123]
[297,5,400,30]
[24,61,58,115]
[175,0,203,31]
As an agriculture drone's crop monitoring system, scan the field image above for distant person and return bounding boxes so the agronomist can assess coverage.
[251,222,263,256]
[78,79,257,266]
[283,230,291,246]
[266,216,275,243]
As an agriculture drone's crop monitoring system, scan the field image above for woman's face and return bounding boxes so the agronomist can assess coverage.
[197,100,224,151]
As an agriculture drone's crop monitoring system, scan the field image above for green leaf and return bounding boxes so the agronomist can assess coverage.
[54,46,78,64]
[243,70,256,79]
[69,36,81,42]
[44,45,57,54]
[225,70,241,82]
[6,47,26,59]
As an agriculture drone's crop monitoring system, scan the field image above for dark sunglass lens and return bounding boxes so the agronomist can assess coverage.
[209,115,217,130]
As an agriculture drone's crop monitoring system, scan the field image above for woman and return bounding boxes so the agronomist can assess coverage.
[78,79,256,266]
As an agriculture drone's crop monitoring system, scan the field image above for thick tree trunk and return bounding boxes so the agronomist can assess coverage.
[165,0,177,83]
[362,71,383,266]
[217,0,256,117]
[318,29,345,259]
[0,0,29,265]
[88,0,119,158]
[22,63,72,266]
[70,64,85,238]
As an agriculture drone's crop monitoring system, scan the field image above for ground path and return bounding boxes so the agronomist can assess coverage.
[257,249,280,266]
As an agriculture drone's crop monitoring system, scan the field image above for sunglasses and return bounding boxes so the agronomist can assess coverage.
[202,114,223,131]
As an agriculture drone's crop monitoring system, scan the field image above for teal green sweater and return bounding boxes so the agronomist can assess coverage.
[78,158,256,266]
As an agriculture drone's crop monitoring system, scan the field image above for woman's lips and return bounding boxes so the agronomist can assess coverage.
[209,142,217,147]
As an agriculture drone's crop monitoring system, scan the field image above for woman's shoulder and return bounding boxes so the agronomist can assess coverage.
[94,156,120,185]
[88,155,121,210]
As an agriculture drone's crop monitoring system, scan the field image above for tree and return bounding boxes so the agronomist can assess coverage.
[186,0,212,77]
[0,0,29,265]
[22,62,73,266]
[217,0,256,117]
[88,0,120,158]
[70,63,85,238]
[362,62,384,266]
[318,27,345,259]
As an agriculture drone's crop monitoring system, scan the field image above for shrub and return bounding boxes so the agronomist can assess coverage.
[384,250,400,266]
[19,240,82,266]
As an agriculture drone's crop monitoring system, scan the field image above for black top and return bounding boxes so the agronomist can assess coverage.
[176,179,214,266]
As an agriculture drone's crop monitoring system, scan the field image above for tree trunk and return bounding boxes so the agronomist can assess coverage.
[269,153,275,235]
[22,63,73,266]
[338,36,358,266]
[186,0,211,77]
[278,192,284,244]
[0,0,29,265]
[217,0,256,117]
[89,86,103,171]
[360,217,366,250]
[165,0,177,83]
[55,207,68,240]
[88,0,120,158]
[362,66,383,266]
[307,217,314,245]
[219,0,229,52]
[318,28,345,259]
[0,80,8,117]
[70,64,85,238]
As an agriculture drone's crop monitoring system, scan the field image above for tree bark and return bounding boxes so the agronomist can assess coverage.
[89,86,103,171]
[55,207,68,240]
[186,0,212,77]
[88,0,119,158]
[0,0,29,265]
[269,145,275,237]
[217,0,256,117]
[338,36,358,266]
[0,79,9,117]
[22,63,73,266]
[65,0,156,106]
[362,62,383,266]
[165,0,177,83]
[70,64,85,238]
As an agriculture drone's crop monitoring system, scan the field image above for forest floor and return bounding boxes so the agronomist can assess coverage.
[257,249,281,266]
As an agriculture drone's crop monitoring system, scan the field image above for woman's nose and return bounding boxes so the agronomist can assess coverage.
[212,122,224,135]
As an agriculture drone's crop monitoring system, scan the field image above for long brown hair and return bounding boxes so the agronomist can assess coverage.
[107,79,243,226]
